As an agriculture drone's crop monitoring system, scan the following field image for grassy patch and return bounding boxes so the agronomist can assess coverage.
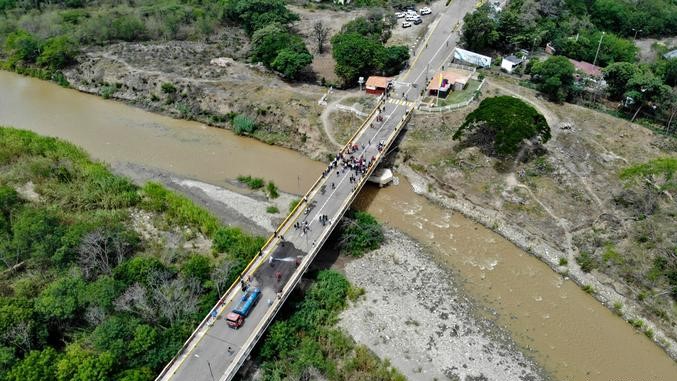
[237,175,265,190]
[433,79,482,106]
[582,284,595,294]
[266,205,279,214]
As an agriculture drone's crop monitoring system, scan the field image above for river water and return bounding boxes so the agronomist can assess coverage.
[1,71,675,380]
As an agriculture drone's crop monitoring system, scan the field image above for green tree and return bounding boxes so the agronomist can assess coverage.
[11,206,64,265]
[332,32,382,85]
[460,4,499,52]
[225,0,299,34]
[35,273,87,321]
[378,45,409,76]
[56,344,115,381]
[453,96,551,155]
[37,35,78,70]
[4,30,40,65]
[6,347,59,381]
[654,58,677,87]
[250,23,306,68]
[530,55,575,102]
[603,62,642,100]
[624,70,672,121]
[271,48,312,79]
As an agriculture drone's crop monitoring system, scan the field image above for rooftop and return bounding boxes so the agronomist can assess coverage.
[427,69,473,91]
[365,76,391,89]
[568,58,603,77]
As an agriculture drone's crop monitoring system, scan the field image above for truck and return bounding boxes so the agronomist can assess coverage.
[225,287,261,329]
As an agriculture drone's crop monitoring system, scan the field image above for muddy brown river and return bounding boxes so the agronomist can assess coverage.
[2,71,676,380]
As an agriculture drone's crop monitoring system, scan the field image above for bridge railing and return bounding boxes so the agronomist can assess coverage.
[221,102,414,381]
[155,94,386,381]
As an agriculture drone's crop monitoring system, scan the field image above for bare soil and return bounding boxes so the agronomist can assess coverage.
[63,29,336,161]
[399,75,677,353]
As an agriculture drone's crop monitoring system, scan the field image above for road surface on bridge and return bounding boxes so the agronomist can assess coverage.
[157,2,477,380]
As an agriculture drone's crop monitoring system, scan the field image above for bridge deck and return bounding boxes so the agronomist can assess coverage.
[157,1,473,379]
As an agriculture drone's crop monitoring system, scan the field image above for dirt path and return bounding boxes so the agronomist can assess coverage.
[320,90,365,148]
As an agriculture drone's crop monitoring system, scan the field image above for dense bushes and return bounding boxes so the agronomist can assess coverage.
[225,0,312,79]
[256,270,404,380]
[453,96,551,155]
[0,127,267,380]
[530,56,576,102]
[331,16,409,85]
[339,211,384,257]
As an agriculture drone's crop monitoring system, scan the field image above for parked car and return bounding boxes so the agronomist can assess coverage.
[405,15,420,21]
[413,18,422,25]
[402,21,412,28]
[406,9,418,16]
[420,7,432,15]
[395,11,406,18]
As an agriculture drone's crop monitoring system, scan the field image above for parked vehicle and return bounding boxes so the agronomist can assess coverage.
[395,11,406,18]
[405,15,420,22]
[402,21,412,28]
[406,9,418,16]
[226,287,261,329]
[420,7,432,15]
[413,18,422,25]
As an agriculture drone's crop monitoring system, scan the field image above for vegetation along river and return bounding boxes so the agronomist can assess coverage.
[1,70,676,380]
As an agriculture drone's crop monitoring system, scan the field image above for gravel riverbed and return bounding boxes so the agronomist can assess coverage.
[339,229,549,381]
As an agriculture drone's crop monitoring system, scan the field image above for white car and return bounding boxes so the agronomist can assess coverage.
[405,15,420,22]
[395,12,406,18]
[406,9,418,16]
[402,21,412,28]
[420,7,432,15]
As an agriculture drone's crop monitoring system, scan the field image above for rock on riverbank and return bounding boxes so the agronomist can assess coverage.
[339,229,549,381]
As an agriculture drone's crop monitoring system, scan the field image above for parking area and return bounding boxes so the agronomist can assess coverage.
[388,1,448,51]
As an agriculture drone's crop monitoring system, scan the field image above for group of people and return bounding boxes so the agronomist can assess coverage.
[293,220,311,235]
[318,214,330,227]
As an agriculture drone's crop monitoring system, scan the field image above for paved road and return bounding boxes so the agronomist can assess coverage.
[158,2,478,380]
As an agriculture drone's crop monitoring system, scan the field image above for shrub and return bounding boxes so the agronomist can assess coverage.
[237,175,265,189]
[576,251,598,273]
[340,211,384,257]
[266,181,279,199]
[160,82,177,94]
[37,35,78,70]
[582,284,594,294]
[558,257,568,266]
[232,114,256,135]
[289,198,301,213]
[266,205,279,213]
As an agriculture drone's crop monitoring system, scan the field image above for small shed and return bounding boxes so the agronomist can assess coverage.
[500,55,523,73]
[365,76,391,95]
[427,69,473,97]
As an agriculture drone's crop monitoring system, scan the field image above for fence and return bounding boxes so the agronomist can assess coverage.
[418,78,486,113]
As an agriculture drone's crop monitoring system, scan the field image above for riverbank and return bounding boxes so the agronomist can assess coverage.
[61,39,335,161]
[397,76,677,359]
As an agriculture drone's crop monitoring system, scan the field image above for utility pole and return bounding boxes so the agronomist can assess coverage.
[592,31,605,67]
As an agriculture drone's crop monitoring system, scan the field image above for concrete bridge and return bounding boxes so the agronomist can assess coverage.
[156,2,478,380]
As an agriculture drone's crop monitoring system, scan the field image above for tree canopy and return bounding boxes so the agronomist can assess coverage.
[453,96,551,155]
[529,56,576,102]
[331,17,409,85]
